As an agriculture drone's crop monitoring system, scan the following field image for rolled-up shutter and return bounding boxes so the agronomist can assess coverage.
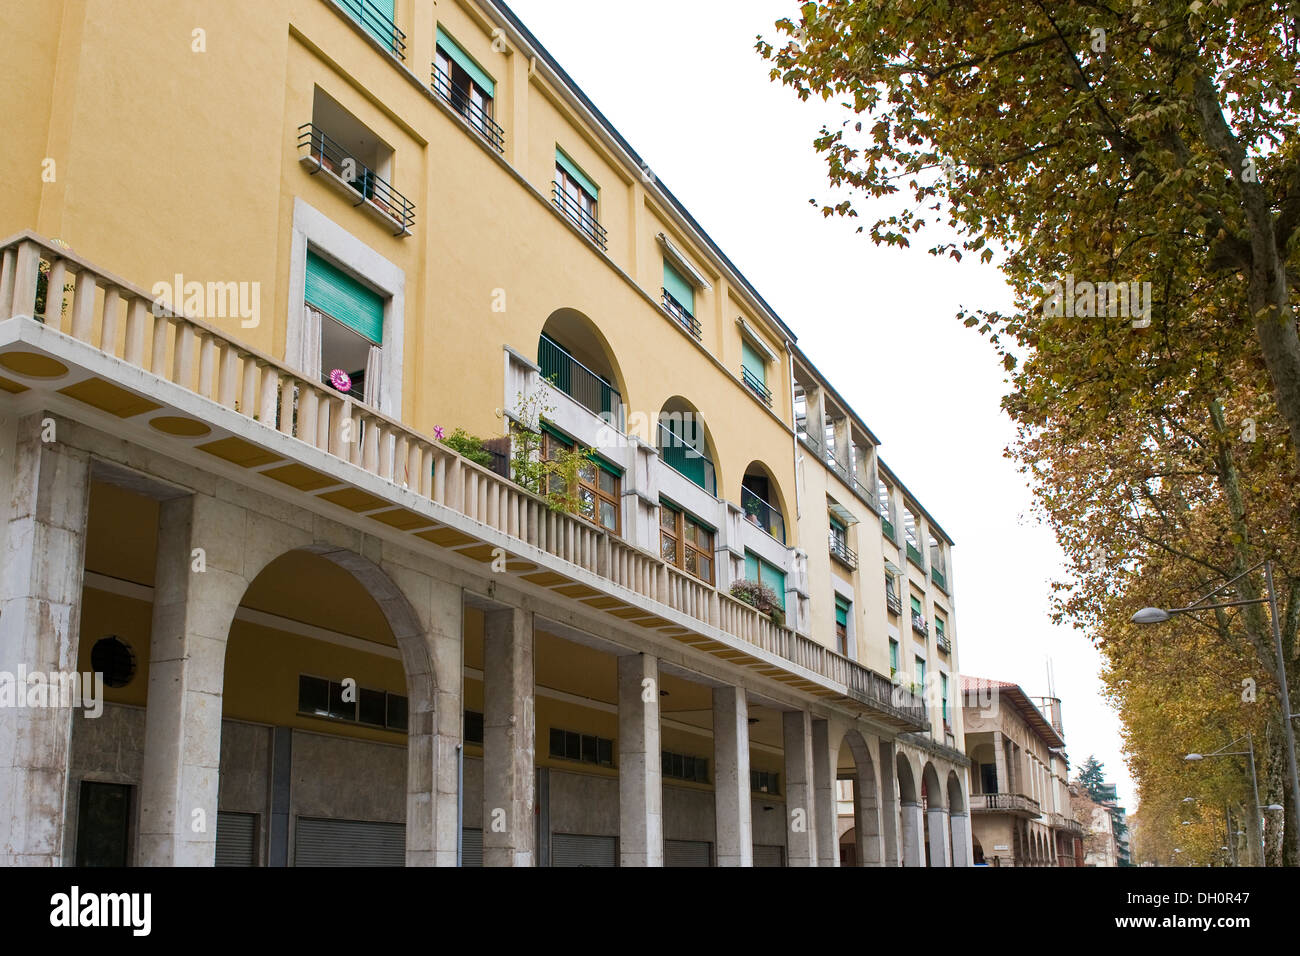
[293,817,404,866]
[305,252,383,344]
[551,833,617,867]
[461,827,483,867]
[752,844,785,867]
[215,811,257,866]
[741,341,766,386]
[665,839,711,867]
[436,27,496,97]
[662,260,694,314]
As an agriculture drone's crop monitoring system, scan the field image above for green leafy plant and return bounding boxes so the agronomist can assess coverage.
[440,426,493,467]
[508,380,593,516]
[34,259,73,323]
[729,579,785,627]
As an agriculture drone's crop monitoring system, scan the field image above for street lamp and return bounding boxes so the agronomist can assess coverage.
[1133,558,1300,859]
[1184,733,1265,865]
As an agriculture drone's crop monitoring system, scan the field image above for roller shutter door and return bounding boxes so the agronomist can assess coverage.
[551,833,617,867]
[665,839,711,867]
[461,827,483,867]
[293,817,404,866]
[753,844,785,867]
[215,811,257,866]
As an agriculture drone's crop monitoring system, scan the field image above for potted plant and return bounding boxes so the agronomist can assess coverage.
[729,579,785,627]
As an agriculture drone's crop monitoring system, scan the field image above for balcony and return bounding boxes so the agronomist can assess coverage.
[931,566,948,593]
[741,365,772,406]
[538,334,622,428]
[906,541,926,570]
[881,514,896,542]
[911,611,928,637]
[331,0,406,60]
[741,485,785,544]
[551,182,608,251]
[828,531,857,571]
[658,422,716,496]
[431,62,505,153]
[936,630,951,655]
[825,452,853,487]
[886,590,902,616]
[0,232,931,739]
[298,123,414,236]
[972,793,1041,818]
[660,289,701,340]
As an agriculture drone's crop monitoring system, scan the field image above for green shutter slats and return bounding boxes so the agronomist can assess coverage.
[741,341,766,384]
[555,148,599,200]
[436,27,495,97]
[305,252,383,344]
[663,260,694,314]
[835,598,849,626]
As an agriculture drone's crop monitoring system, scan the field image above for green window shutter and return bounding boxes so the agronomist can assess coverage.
[555,148,599,200]
[436,27,495,96]
[834,597,849,627]
[829,515,846,534]
[741,341,766,385]
[745,551,759,583]
[345,0,396,51]
[916,657,926,685]
[661,417,707,490]
[941,674,949,720]
[305,252,383,344]
[663,260,694,315]
[889,640,899,672]
[760,562,786,611]
[910,595,922,615]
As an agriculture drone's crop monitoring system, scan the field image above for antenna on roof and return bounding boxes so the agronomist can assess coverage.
[1046,656,1056,698]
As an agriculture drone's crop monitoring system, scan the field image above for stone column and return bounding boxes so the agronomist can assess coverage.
[782,710,818,866]
[712,685,752,866]
[993,730,1008,794]
[950,811,973,866]
[618,653,662,866]
[482,606,534,866]
[812,718,838,866]
[855,762,882,866]
[900,801,925,866]
[926,805,951,866]
[0,419,90,865]
[138,493,248,865]
[877,739,901,866]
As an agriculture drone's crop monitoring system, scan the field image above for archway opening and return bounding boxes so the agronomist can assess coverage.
[835,731,880,866]
[740,461,786,544]
[538,308,626,427]
[658,397,717,496]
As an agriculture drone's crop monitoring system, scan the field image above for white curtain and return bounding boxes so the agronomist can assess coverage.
[300,304,323,379]
[364,344,382,407]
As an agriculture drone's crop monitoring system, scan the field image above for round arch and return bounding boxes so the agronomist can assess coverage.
[836,729,881,866]
[740,460,791,545]
[538,308,629,419]
[656,396,722,496]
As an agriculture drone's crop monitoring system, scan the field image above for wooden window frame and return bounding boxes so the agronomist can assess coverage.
[542,431,621,536]
[659,500,714,585]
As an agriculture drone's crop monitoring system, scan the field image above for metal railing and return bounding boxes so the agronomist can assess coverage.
[881,515,896,541]
[0,231,930,735]
[742,366,772,406]
[906,540,926,570]
[936,630,952,654]
[298,124,415,235]
[538,334,622,426]
[741,485,785,544]
[931,566,948,592]
[551,182,607,250]
[431,62,505,153]
[886,591,902,616]
[828,530,857,570]
[331,0,406,59]
[911,611,929,636]
[660,289,701,339]
[658,423,716,496]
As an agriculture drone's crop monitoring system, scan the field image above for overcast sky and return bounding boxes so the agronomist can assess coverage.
[506,0,1135,807]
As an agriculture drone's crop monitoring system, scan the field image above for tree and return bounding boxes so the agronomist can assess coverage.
[1079,756,1108,803]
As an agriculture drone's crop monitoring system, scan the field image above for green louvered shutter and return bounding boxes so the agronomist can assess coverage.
[835,597,849,628]
[343,0,396,52]
[436,27,495,96]
[555,148,599,200]
[761,561,786,611]
[741,340,766,386]
[745,551,759,583]
[663,260,694,315]
[910,595,922,616]
[305,252,383,344]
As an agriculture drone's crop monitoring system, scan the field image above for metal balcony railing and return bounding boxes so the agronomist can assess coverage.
[886,591,902,616]
[906,541,926,570]
[660,289,701,339]
[431,63,506,153]
[742,366,772,406]
[538,334,622,428]
[881,515,896,542]
[741,485,785,544]
[931,566,948,592]
[298,124,415,235]
[331,0,406,59]
[936,630,951,654]
[828,531,857,570]
[911,611,929,636]
[658,423,716,496]
[551,182,608,251]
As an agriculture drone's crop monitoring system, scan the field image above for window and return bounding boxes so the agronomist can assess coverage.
[659,500,714,584]
[910,594,927,635]
[981,763,998,794]
[741,339,770,405]
[662,750,709,783]
[90,635,136,688]
[298,674,407,732]
[940,673,950,726]
[744,551,786,611]
[549,727,614,767]
[336,0,404,58]
[554,149,604,248]
[464,709,484,745]
[889,638,899,679]
[935,613,948,651]
[915,656,927,696]
[541,428,621,534]
[433,27,502,151]
[662,260,699,337]
[305,251,384,406]
[751,770,780,794]
[834,595,850,656]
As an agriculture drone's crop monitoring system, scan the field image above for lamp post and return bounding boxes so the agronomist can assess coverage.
[1185,733,1264,865]
[1132,559,1300,863]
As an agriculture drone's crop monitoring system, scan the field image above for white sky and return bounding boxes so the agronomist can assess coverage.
[505,0,1134,807]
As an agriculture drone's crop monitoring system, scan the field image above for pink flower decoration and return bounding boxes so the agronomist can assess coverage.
[329,368,352,393]
[434,425,445,440]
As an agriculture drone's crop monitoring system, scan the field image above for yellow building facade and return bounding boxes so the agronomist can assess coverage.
[0,0,969,866]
